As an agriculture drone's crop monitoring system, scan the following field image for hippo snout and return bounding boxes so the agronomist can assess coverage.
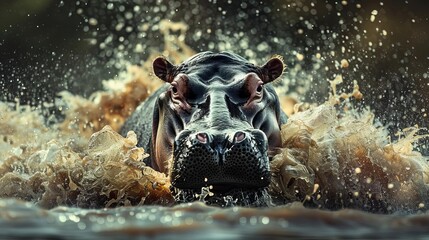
[171,129,271,191]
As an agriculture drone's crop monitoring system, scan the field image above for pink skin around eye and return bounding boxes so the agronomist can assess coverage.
[243,72,264,108]
[171,75,192,111]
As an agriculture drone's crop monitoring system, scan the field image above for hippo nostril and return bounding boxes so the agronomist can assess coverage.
[196,132,208,144]
[233,131,246,144]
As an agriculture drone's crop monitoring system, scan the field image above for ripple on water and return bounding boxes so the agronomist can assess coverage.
[1,199,429,239]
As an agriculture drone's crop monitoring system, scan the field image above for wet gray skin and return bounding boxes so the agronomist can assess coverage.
[121,52,287,206]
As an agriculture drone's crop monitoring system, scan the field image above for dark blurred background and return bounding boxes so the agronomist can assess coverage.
[0,0,428,152]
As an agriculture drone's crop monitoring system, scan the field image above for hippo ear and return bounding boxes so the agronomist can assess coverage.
[259,55,285,83]
[153,56,176,83]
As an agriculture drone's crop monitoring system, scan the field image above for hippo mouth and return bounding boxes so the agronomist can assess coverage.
[170,129,272,207]
[171,186,272,207]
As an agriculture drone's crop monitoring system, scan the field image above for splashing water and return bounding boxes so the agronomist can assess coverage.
[270,79,429,213]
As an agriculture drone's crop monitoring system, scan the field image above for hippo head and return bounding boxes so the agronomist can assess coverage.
[151,52,285,206]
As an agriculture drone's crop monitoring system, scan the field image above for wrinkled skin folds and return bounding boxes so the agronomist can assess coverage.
[121,52,287,206]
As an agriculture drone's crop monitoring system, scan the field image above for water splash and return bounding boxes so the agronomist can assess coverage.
[270,78,429,213]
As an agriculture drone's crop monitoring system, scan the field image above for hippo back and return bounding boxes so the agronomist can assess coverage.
[121,84,168,164]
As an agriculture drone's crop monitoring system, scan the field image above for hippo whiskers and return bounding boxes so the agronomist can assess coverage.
[121,51,287,207]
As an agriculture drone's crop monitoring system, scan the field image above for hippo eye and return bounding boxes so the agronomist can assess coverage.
[172,86,178,94]
[256,85,263,93]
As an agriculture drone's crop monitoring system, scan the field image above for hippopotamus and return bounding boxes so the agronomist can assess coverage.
[121,51,287,206]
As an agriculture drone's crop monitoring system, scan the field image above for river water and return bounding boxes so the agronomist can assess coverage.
[2,199,429,239]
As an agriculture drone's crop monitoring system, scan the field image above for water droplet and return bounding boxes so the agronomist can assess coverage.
[261,216,270,225]
[58,215,67,223]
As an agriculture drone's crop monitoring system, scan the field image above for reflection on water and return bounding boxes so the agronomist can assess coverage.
[2,198,429,239]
